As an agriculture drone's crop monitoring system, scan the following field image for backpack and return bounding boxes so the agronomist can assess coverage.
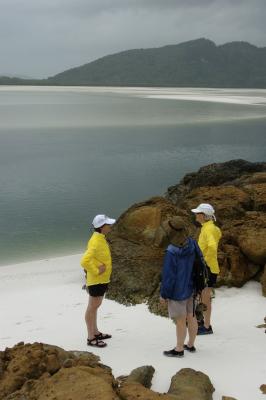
[192,240,209,298]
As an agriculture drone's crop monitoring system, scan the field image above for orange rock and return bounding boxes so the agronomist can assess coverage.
[107,161,266,308]
[261,266,266,297]
[260,384,266,394]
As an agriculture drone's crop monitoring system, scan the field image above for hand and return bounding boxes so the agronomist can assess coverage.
[98,264,106,275]
[160,297,167,305]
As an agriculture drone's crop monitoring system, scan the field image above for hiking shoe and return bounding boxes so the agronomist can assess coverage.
[197,319,204,327]
[197,325,213,335]
[184,345,196,353]
[163,349,184,358]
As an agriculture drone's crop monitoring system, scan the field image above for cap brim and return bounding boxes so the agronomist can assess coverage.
[105,218,116,225]
[191,208,201,213]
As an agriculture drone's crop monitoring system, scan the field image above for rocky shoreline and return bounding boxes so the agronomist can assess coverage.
[1,160,265,400]
[107,159,266,315]
[0,342,223,400]
[1,341,265,399]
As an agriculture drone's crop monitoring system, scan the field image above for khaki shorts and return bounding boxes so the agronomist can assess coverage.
[168,296,194,319]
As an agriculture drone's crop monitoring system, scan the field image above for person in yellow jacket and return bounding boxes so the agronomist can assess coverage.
[81,214,115,347]
[191,203,222,335]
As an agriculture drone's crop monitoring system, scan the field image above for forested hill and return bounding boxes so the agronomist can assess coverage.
[46,38,266,87]
[2,38,266,88]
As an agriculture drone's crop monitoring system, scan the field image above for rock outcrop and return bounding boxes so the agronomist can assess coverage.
[0,342,117,400]
[107,160,266,312]
[168,368,214,400]
[260,384,266,394]
[222,397,238,400]
[119,366,214,400]
[0,343,216,400]
[107,197,181,305]
[118,365,174,400]
[261,265,266,296]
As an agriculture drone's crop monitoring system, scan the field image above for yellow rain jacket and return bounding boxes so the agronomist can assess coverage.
[81,232,112,286]
[198,220,222,274]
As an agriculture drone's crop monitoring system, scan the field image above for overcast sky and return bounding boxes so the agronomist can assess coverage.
[1,0,266,78]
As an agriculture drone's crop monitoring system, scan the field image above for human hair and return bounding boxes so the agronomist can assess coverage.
[204,214,216,222]
[94,224,108,233]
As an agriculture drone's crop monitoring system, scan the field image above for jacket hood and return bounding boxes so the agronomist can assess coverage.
[167,237,195,257]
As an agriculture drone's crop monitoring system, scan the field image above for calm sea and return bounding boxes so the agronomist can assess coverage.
[0,87,265,265]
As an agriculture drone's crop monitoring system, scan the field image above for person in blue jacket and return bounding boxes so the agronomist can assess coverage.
[160,216,204,358]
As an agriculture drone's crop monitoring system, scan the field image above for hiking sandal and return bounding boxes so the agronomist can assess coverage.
[95,332,112,340]
[87,338,107,348]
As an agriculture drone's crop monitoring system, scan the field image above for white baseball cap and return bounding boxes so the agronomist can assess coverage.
[191,203,215,216]
[92,214,116,228]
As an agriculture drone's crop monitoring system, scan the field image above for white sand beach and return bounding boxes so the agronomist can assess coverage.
[0,254,265,400]
[1,85,266,106]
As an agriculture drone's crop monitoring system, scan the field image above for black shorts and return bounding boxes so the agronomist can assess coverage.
[87,283,108,297]
[207,268,218,288]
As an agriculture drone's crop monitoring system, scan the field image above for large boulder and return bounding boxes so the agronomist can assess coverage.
[168,368,214,400]
[242,172,266,212]
[7,366,119,400]
[118,365,174,400]
[261,265,266,296]
[0,342,116,400]
[111,197,182,247]
[166,160,266,204]
[218,244,260,287]
[108,197,186,305]
[232,213,266,265]
[107,160,266,310]
[124,365,155,388]
[119,381,175,400]
[222,397,238,400]
[180,185,252,222]
[260,384,266,394]
[0,342,67,398]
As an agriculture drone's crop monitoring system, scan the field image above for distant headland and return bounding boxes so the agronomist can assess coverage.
[1,38,266,88]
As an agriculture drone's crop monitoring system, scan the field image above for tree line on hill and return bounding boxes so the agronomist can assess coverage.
[1,38,266,88]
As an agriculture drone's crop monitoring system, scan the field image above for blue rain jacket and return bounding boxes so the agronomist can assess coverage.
[160,237,198,301]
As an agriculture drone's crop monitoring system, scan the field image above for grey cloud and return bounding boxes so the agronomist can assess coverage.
[1,0,256,18]
[0,0,265,77]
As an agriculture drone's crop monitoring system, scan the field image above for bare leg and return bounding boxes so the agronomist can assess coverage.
[85,296,103,339]
[201,287,212,328]
[186,313,198,347]
[175,315,187,351]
